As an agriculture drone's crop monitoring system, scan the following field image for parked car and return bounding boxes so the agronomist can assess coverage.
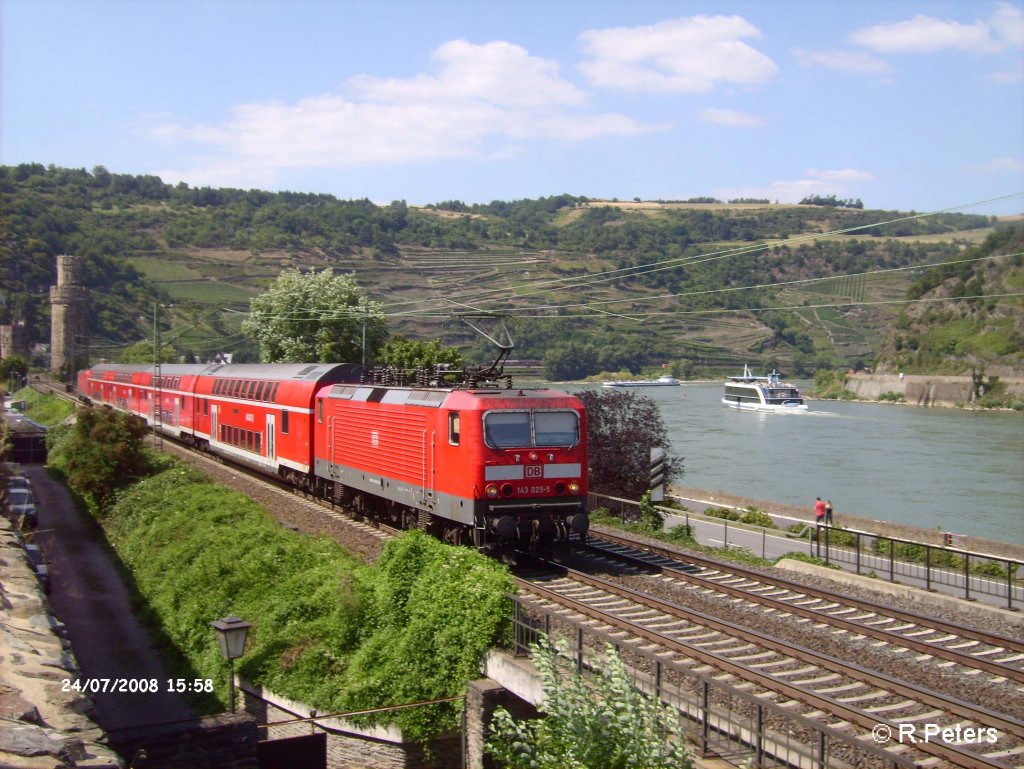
[23,543,50,593]
[6,487,37,527]
[6,475,31,491]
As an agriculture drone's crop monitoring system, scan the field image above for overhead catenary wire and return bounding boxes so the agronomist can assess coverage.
[378,192,1024,317]
[211,192,1022,325]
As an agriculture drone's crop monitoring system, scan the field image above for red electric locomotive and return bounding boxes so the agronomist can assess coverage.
[312,382,589,549]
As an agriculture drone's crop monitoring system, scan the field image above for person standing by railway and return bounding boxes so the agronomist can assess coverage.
[824,499,834,526]
[814,496,826,525]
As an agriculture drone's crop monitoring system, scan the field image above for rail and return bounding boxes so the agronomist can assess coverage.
[509,595,921,769]
[590,491,1023,610]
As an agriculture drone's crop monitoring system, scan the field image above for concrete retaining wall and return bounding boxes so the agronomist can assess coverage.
[844,373,1024,407]
[239,680,460,769]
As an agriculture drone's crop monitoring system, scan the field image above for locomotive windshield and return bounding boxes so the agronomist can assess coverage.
[483,409,579,448]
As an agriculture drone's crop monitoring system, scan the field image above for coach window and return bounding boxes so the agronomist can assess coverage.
[448,412,460,446]
[203,399,209,416]
[255,381,265,401]
[317,401,323,423]
[281,409,290,434]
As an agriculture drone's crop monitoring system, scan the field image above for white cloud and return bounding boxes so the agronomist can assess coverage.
[966,157,1024,173]
[578,15,778,93]
[988,68,1024,84]
[698,108,764,128]
[808,168,876,182]
[990,2,1024,47]
[849,13,1000,54]
[717,168,874,204]
[142,39,663,186]
[791,47,892,75]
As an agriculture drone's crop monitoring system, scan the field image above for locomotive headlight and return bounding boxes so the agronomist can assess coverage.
[568,481,581,494]
[529,451,539,461]
[485,484,500,498]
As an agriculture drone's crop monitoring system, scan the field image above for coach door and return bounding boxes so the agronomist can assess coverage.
[211,404,219,444]
[266,414,276,461]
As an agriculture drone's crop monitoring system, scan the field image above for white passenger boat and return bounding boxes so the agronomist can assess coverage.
[602,376,682,388]
[722,365,807,411]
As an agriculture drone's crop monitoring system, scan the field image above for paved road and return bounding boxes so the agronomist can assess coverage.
[663,494,1023,610]
[26,464,194,732]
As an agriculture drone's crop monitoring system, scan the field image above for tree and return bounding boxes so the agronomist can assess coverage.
[241,269,387,363]
[49,407,151,514]
[487,636,692,769]
[376,336,463,370]
[120,340,177,363]
[576,389,681,500]
[0,354,29,390]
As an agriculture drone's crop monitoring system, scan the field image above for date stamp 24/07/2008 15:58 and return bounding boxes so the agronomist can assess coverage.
[61,678,215,694]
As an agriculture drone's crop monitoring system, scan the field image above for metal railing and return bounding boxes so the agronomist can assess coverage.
[510,597,918,769]
[589,492,1023,610]
[814,525,1022,610]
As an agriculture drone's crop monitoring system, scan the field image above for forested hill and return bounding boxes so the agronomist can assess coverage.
[1,163,1016,379]
[873,225,1024,376]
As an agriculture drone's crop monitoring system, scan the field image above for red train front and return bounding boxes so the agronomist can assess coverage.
[313,383,589,549]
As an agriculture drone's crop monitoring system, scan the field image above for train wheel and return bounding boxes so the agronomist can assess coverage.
[443,524,466,547]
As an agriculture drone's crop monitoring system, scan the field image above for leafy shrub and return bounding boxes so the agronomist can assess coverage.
[47,406,152,514]
[740,507,775,528]
[638,491,665,532]
[340,531,512,740]
[488,637,693,769]
[703,506,741,522]
[661,525,695,545]
[776,551,840,569]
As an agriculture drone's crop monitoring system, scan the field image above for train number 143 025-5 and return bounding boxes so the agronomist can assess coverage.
[518,485,552,495]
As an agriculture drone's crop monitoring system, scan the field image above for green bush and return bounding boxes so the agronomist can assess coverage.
[776,551,840,569]
[661,525,695,545]
[47,406,152,514]
[488,637,693,769]
[703,506,741,522]
[739,507,775,528]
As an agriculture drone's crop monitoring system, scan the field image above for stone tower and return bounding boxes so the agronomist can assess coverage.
[49,254,89,379]
[0,321,28,360]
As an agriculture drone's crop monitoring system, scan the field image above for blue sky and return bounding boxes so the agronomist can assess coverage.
[2,0,1022,214]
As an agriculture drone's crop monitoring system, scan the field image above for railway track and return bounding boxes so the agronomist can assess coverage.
[587,528,1024,686]
[40,381,1024,766]
[514,559,1024,769]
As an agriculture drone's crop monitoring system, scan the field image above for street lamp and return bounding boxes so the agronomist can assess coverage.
[209,616,251,712]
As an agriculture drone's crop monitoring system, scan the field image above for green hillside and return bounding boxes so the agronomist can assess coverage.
[1,163,1017,379]
[874,225,1024,375]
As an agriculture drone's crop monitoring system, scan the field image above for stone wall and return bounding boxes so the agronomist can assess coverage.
[464,678,539,769]
[844,372,1024,407]
[0,517,122,768]
[106,713,257,769]
[240,680,461,769]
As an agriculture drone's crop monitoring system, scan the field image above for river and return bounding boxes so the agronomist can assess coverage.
[568,382,1024,544]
